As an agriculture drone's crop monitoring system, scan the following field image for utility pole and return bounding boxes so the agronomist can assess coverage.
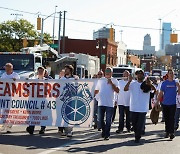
[58,11,62,55]
[158,18,162,50]
[40,18,44,46]
[52,5,58,44]
[120,30,123,41]
[62,11,67,54]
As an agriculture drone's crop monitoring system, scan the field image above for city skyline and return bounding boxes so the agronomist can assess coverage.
[0,0,180,50]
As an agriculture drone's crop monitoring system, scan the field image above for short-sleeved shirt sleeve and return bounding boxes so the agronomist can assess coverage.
[160,81,165,92]
[95,80,101,91]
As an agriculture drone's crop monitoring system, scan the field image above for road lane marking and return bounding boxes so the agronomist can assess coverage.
[38,132,101,154]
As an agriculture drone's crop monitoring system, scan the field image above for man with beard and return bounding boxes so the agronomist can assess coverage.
[124,70,155,143]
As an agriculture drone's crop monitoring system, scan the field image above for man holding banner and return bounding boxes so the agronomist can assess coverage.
[26,66,47,135]
[58,65,79,137]
[95,67,119,140]
[0,63,20,133]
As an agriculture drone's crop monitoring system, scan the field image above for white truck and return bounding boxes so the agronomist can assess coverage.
[112,65,142,80]
[0,52,42,79]
[21,45,77,79]
[60,53,100,78]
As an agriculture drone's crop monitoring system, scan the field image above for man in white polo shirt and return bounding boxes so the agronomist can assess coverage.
[0,63,20,133]
[116,70,131,133]
[124,70,155,143]
[95,67,119,140]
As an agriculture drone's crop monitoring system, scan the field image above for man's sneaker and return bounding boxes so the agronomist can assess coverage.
[6,131,11,134]
[175,126,178,131]
[58,130,66,136]
[134,138,140,143]
[66,132,73,137]
[130,127,134,131]
[39,129,45,134]
[116,129,123,134]
[104,137,109,140]
[26,127,33,135]
[0,125,5,132]
[170,134,175,140]
[127,129,131,133]
[141,130,145,135]
[101,132,105,138]
[164,133,169,138]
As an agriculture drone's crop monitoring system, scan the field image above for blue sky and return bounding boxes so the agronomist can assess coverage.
[1,0,180,50]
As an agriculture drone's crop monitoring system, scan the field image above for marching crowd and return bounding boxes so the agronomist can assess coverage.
[93,67,180,143]
[0,63,180,144]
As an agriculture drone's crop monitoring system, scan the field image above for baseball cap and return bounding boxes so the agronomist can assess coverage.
[105,67,112,73]
[135,70,144,75]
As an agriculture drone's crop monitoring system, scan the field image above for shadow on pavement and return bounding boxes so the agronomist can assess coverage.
[64,129,180,153]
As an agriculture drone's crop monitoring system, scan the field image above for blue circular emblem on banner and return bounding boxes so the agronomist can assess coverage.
[61,96,90,125]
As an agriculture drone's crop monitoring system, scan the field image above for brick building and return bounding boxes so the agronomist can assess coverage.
[54,37,118,71]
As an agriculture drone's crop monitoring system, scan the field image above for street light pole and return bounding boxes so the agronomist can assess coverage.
[52,6,58,44]
[40,12,56,46]
[58,11,62,55]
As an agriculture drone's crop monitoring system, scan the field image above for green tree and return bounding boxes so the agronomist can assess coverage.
[0,19,52,52]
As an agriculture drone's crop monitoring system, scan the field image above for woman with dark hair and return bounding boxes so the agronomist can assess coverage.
[155,69,180,140]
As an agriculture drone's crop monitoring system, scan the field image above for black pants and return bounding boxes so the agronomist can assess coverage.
[131,112,146,140]
[28,126,46,132]
[162,104,176,134]
[112,105,117,122]
[118,105,131,131]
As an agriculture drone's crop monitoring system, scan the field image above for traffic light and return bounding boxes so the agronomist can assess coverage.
[109,27,114,41]
[37,17,41,30]
[23,38,28,47]
[170,34,178,43]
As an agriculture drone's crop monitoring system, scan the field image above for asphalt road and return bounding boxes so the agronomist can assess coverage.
[0,112,180,154]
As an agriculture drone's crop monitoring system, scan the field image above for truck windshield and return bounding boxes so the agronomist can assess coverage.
[152,69,162,76]
[113,68,133,78]
[0,54,34,71]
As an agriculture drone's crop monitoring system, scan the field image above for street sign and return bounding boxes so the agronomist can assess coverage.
[101,54,106,64]
[49,44,58,48]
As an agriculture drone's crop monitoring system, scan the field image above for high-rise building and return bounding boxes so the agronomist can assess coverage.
[93,27,115,41]
[161,22,172,50]
[143,34,155,51]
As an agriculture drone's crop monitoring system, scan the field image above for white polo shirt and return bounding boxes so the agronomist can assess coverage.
[1,72,20,79]
[129,80,150,112]
[95,77,119,107]
[117,80,130,106]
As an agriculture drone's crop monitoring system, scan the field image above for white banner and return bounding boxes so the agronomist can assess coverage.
[0,79,95,128]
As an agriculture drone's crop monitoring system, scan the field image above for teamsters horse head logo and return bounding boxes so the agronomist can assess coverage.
[60,82,93,125]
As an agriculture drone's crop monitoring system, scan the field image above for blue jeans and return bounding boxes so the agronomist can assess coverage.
[93,98,98,127]
[174,108,180,129]
[118,105,131,131]
[98,106,114,138]
[131,112,146,140]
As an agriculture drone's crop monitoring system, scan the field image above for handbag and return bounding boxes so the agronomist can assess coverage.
[150,105,161,125]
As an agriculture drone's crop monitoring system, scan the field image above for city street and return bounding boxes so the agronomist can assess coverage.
[0,113,180,154]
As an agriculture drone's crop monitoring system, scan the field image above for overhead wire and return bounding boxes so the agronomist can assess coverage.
[0,6,179,32]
